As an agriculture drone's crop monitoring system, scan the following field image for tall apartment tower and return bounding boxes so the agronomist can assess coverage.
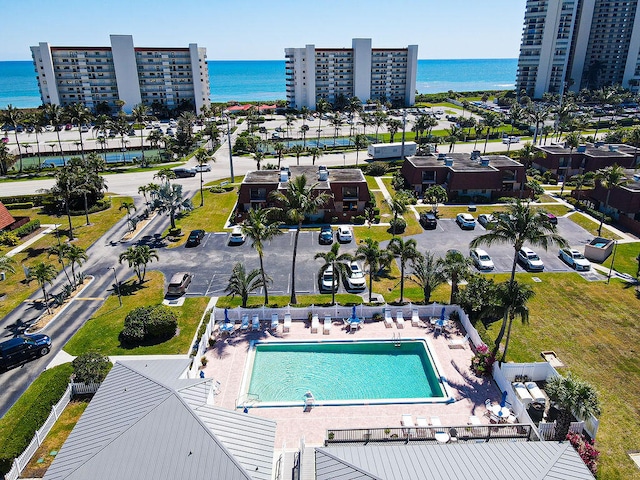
[516,0,640,98]
[31,35,209,114]
[285,38,418,110]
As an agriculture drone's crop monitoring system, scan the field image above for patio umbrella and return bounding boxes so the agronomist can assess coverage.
[351,305,357,320]
[440,307,446,321]
[500,390,508,407]
[224,308,230,324]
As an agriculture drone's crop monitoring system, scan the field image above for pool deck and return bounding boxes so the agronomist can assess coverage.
[202,317,502,448]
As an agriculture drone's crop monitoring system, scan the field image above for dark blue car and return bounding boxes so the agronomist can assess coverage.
[319,226,333,245]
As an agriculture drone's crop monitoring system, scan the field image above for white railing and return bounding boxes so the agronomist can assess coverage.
[4,382,99,480]
[538,421,586,441]
[186,306,214,379]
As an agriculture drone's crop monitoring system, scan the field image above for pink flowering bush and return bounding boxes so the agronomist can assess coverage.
[566,431,599,475]
[470,344,496,376]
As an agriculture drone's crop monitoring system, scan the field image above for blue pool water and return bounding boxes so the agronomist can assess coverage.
[246,340,446,405]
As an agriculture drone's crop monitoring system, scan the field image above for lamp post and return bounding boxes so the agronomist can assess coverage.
[225,115,235,182]
[109,267,122,306]
[607,240,618,284]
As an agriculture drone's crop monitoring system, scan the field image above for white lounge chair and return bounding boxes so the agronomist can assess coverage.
[395,311,405,329]
[525,381,546,404]
[468,415,482,426]
[449,333,470,348]
[311,314,319,333]
[384,308,393,328]
[430,416,442,427]
[251,314,260,331]
[512,382,534,406]
[240,315,250,332]
[283,313,292,332]
[323,315,332,335]
[401,414,415,436]
[411,309,421,327]
[270,313,279,331]
[416,416,429,435]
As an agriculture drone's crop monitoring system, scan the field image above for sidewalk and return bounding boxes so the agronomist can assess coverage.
[6,224,61,258]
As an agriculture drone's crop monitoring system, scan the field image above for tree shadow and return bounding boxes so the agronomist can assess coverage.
[24,247,49,259]
[3,317,36,338]
[447,357,499,417]
[108,279,145,297]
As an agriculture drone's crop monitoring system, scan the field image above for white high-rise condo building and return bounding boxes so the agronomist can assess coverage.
[31,35,209,114]
[517,0,640,98]
[285,38,418,110]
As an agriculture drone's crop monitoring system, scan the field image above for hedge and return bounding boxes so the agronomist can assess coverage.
[4,202,33,210]
[0,194,50,207]
[14,219,41,238]
[0,363,73,475]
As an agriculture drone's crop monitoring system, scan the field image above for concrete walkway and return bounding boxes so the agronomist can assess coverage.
[5,224,61,258]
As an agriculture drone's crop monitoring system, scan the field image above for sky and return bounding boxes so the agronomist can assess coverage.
[1,0,526,61]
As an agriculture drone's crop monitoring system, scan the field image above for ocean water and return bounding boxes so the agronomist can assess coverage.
[0,58,517,108]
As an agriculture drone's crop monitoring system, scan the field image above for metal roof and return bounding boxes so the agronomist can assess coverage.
[317,442,595,480]
[43,360,276,480]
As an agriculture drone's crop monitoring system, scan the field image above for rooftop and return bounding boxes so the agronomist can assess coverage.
[407,153,522,171]
[242,166,366,185]
[536,143,633,158]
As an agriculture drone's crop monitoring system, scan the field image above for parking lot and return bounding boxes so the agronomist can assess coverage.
[150,215,601,300]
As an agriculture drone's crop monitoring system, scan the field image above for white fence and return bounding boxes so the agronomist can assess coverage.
[5,382,99,480]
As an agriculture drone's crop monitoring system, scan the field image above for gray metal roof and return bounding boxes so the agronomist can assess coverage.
[317,442,595,480]
[44,360,276,480]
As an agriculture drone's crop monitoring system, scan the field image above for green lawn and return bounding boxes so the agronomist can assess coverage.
[600,242,640,276]
[479,272,640,479]
[0,195,133,320]
[567,212,623,241]
[215,293,365,309]
[373,191,392,218]
[365,175,381,191]
[63,270,210,356]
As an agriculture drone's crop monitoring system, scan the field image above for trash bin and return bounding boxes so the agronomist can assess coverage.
[0,272,5,281]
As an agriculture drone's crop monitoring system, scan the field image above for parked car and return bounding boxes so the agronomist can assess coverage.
[559,248,591,271]
[477,214,495,228]
[346,262,366,290]
[320,265,338,292]
[108,130,117,137]
[194,164,211,172]
[517,247,544,271]
[45,125,55,132]
[80,125,89,133]
[470,248,495,270]
[337,225,352,243]
[172,167,196,178]
[166,272,192,296]
[0,334,51,370]
[319,226,333,245]
[228,226,245,245]
[456,213,476,229]
[166,128,175,137]
[64,123,73,131]
[419,211,438,229]
[545,213,558,225]
[186,229,205,247]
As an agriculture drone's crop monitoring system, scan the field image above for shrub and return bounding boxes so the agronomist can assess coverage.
[374,215,381,224]
[72,351,112,384]
[366,162,389,176]
[4,202,33,210]
[0,194,49,207]
[389,217,407,234]
[0,364,73,475]
[470,344,496,376]
[119,305,178,346]
[566,432,600,475]
[14,219,41,238]
[352,215,366,225]
[0,231,19,246]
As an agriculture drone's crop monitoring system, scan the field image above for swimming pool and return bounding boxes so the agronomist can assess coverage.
[239,339,453,407]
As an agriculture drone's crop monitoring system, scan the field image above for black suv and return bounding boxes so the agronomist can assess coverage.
[419,212,438,229]
[186,229,205,247]
[0,334,51,370]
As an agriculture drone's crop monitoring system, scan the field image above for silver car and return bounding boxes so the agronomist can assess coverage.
[470,248,495,270]
[559,248,591,271]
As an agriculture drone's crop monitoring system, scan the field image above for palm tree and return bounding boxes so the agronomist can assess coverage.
[48,166,77,240]
[527,104,551,145]
[151,182,193,230]
[154,168,176,185]
[0,255,16,275]
[441,249,473,304]
[561,131,582,195]
[44,103,66,165]
[66,245,88,288]
[225,262,269,308]
[131,104,150,165]
[410,251,445,303]
[314,243,354,305]
[355,237,386,303]
[194,148,214,207]
[65,103,93,160]
[625,125,640,167]
[545,374,601,441]
[138,183,157,209]
[386,118,403,143]
[373,111,386,141]
[387,238,419,303]
[594,164,629,236]
[119,201,137,232]
[309,146,323,166]
[473,124,484,149]
[285,114,296,139]
[315,98,331,147]
[354,134,369,166]
[47,243,73,286]
[507,104,526,153]
[2,105,24,171]
[329,114,343,147]
[241,208,283,304]
[482,113,502,154]
[273,142,286,168]
[299,124,310,147]
[118,245,158,284]
[495,280,535,361]
[470,199,567,284]
[388,192,410,235]
[289,144,305,166]
[26,110,45,169]
[446,124,464,153]
[269,175,331,304]
[26,262,58,314]
[517,142,538,170]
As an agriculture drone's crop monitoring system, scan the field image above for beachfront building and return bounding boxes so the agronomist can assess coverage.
[401,151,529,201]
[516,0,640,98]
[285,38,418,110]
[30,35,209,114]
